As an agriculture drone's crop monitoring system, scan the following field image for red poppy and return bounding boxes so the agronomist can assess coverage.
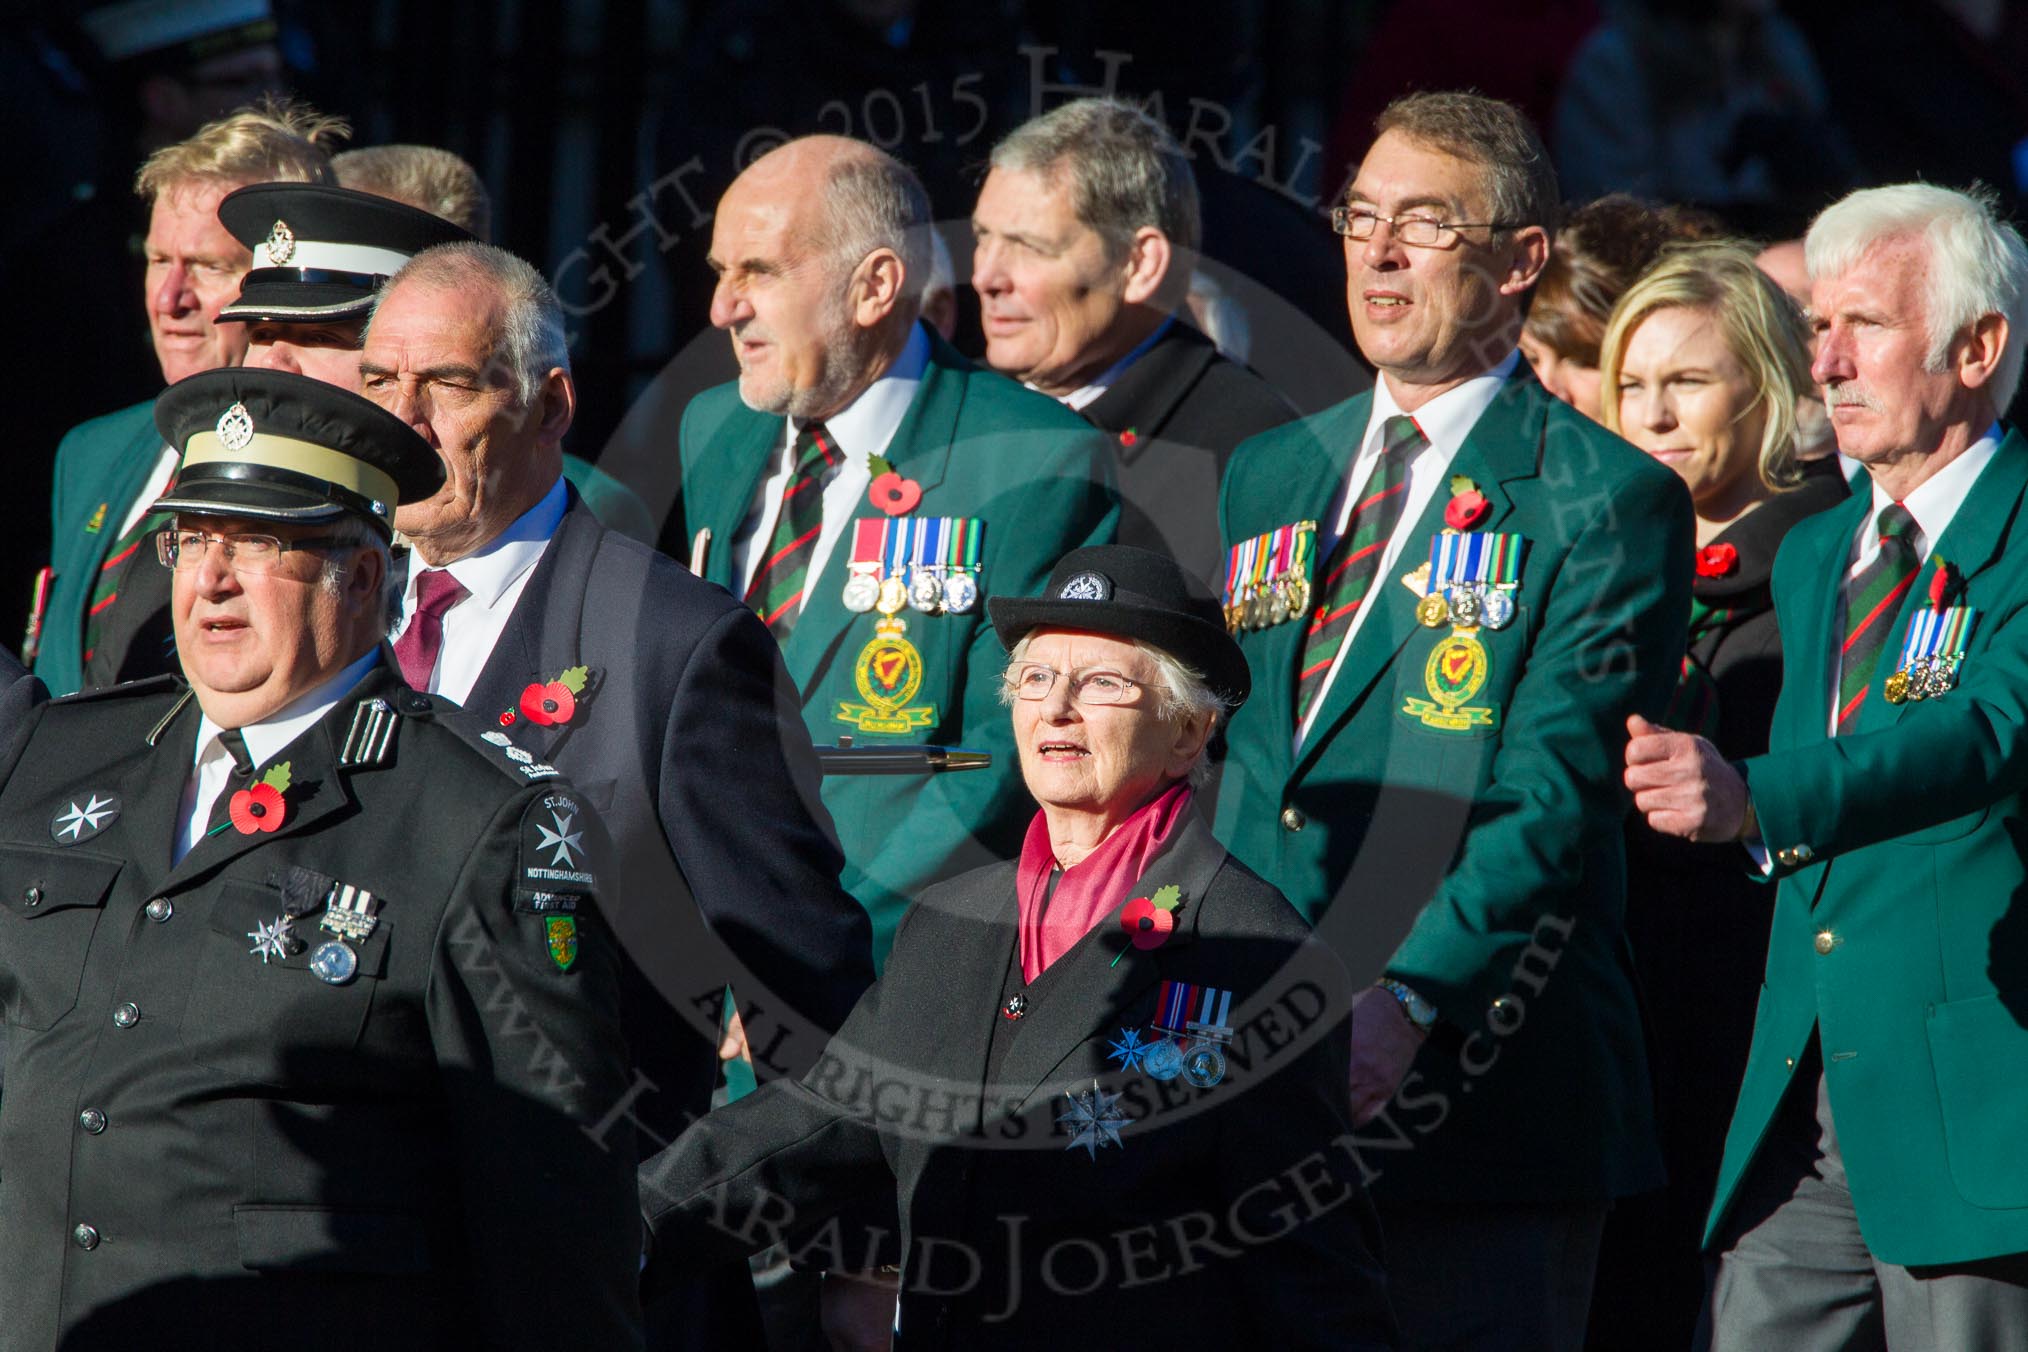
[1118,428,1139,448]
[499,709,516,726]
[868,471,922,516]
[1695,543,1740,578]
[1119,897,1176,951]
[520,681,577,726]
[1929,562,1956,609]
[1444,491,1491,531]
[229,782,286,834]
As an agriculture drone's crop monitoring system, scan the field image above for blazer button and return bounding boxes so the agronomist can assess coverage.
[1776,848,1797,867]
[72,1224,99,1251]
[1814,930,1838,956]
[144,897,173,923]
[1786,1056,1797,1070]
[1280,806,1306,832]
[22,885,41,908]
[1794,844,1815,863]
[111,1003,139,1028]
[78,1109,106,1135]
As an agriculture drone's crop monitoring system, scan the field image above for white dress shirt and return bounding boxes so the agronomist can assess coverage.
[1295,352,1521,750]
[175,649,380,864]
[118,446,180,538]
[1052,317,1173,412]
[390,476,569,705]
[731,323,930,603]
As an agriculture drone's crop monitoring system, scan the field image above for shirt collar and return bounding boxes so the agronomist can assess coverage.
[194,648,381,771]
[409,475,568,611]
[795,322,930,466]
[1364,350,1521,458]
[1055,316,1174,411]
[1866,422,2003,548]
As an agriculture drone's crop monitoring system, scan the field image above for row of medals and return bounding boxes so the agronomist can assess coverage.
[1228,573,1312,632]
[265,904,372,984]
[1144,1034,1226,1089]
[1884,655,1961,705]
[844,567,979,617]
[1416,581,1516,630]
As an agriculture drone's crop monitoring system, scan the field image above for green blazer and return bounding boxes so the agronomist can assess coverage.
[1215,371,1692,1203]
[37,400,165,697]
[678,328,1119,965]
[1712,432,2028,1266]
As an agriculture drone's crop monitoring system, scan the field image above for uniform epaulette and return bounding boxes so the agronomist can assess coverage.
[337,697,400,769]
[50,673,183,707]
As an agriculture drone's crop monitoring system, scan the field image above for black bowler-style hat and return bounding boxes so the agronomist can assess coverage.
[217,183,472,323]
[153,368,444,538]
[989,545,1252,708]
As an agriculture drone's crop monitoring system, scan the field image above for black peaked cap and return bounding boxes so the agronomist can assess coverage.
[218,183,473,322]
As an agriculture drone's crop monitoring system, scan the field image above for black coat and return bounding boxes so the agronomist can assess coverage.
[1595,458,1851,1349]
[0,665,642,1351]
[638,811,1396,1350]
[1080,323,1295,586]
[454,499,876,1144]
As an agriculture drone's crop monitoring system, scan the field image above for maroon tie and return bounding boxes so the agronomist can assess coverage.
[394,568,468,690]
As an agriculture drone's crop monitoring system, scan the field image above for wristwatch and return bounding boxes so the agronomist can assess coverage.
[1375,978,1438,1034]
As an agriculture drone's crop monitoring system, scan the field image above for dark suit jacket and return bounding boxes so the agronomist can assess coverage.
[0,665,641,1351]
[1217,371,1693,1205]
[1081,322,1296,586]
[455,498,874,1141]
[638,811,1396,1350]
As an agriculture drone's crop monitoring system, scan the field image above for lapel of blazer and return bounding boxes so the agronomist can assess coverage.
[153,670,382,894]
[1292,372,1540,778]
[1246,396,1374,755]
[92,416,172,573]
[115,686,202,887]
[464,500,601,759]
[780,328,969,697]
[685,401,780,594]
[1770,488,1868,752]
[1083,323,1216,451]
[1869,429,2028,734]
[996,812,1230,1116]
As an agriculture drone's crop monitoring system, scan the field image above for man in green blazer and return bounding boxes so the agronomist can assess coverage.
[1630,185,2028,1348]
[678,136,1118,969]
[1216,92,1691,1349]
[35,104,338,695]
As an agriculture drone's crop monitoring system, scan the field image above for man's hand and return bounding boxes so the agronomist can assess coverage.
[1349,986,1426,1126]
[1624,713,1750,841]
[821,1269,899,1352]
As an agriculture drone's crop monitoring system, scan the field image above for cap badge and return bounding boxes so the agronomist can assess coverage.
[216,401,255,450]
[264,218,296,265]
[1058,571,1111,602]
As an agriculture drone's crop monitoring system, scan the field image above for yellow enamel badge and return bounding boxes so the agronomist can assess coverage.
[546,916,578,972]
[85,502,107,535]
[1402,631,1497,731]
[835,618,938,734]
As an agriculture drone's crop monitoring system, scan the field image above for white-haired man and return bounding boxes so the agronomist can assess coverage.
[974,98,1293,582]
[1629,183,2028,1349]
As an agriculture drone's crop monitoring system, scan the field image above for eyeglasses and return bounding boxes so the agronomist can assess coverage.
[155,529,347,573]
[1330,206,1519,250]
[1004,662,1146,706]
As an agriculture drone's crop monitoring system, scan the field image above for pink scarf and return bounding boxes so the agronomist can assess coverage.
[1016,780,1193,982]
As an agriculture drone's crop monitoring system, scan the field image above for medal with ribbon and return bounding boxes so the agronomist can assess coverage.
[1886,600,1976,705]
[1137,979,1236,1088]
[841,518,885,613]
[943,516,982,614]
[907,514,945,613]
[1418,530,1526,631]
[1222,521,1315,634]
[310,882,381,986]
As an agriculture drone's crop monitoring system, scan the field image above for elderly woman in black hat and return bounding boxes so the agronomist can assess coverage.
[637,546,1395,1350]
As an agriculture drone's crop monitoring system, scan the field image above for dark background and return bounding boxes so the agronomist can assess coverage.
[8,0,2028,644]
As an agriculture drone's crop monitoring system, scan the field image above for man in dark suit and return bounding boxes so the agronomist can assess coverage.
[973,98,1293,584]
[678,135,1119,966]
[1215,91,1692,1349]
[358,239,874,1140]
[1629,183,2028,1351]
[35,101,338,695]
[0,367,641,1350]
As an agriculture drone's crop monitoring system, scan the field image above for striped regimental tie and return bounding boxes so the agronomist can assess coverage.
[1294,414,1426,726]
[744,422,839,643]
[1835,502,1920,733]
[81,482,174,668]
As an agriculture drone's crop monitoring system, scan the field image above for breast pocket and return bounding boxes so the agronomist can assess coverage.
[183,880,391,1088]
[0,843,123,1030]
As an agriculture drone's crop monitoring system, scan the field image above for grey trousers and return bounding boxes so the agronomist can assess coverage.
[1374,1199,1607,1352]
[1702,1058,2028,1352]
